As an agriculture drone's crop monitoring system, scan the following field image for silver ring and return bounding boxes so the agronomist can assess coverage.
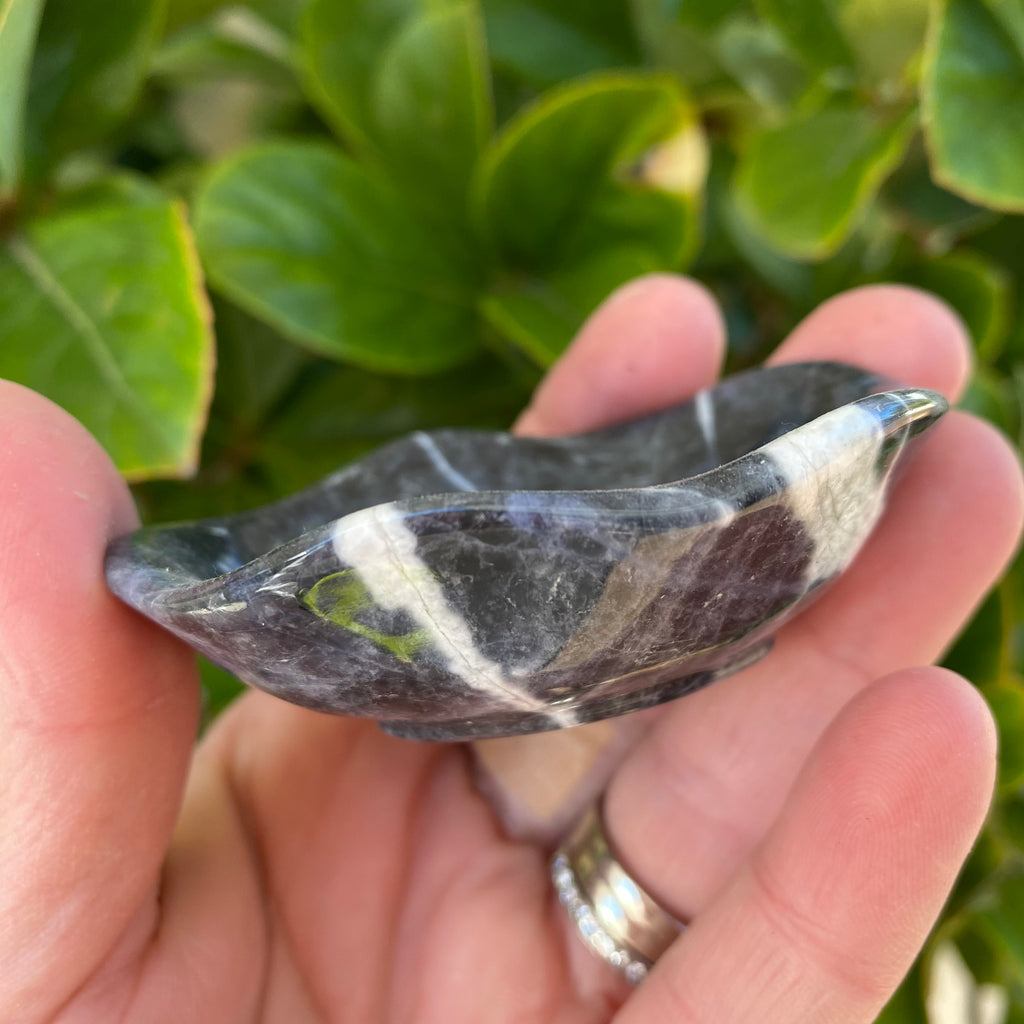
[552,801,685,984]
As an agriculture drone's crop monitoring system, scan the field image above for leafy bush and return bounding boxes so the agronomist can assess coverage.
[0,0,1022,1018]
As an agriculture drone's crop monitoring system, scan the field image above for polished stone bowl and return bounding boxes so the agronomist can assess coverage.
[105,361,946,740]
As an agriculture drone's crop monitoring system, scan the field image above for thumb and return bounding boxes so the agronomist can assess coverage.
[0,382,200,1022]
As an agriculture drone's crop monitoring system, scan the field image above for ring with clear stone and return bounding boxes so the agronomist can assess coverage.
[551,801,686,984]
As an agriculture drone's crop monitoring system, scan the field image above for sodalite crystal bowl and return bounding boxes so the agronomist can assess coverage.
[105,362,946,741]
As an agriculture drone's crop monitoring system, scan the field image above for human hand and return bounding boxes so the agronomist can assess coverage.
[1,277,1021,1023]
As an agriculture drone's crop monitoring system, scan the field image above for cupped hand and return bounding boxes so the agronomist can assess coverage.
[1,279,1021,1024]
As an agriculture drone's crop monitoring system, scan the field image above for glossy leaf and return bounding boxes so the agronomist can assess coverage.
[733,105,914,260]
[372,3,493,203]
[194,141,485,374]
[476,74,706,271]
[165,0,227,33]
[961,366,1019,437]
[756,0,927,84]
[754,0,854,72]
[885,146,996,243]
[895,250,1010,358]
[922,0,1024,211]
[998,789,1024,852]
[946,827,1004,917]
[251,352,530,494]
[631,0,729,90]
[987,681,1024,791]
[838,0,929,88]
[204,299,311,433]
[50,168,168,214]
[300,0,490,204]
[0,201,214,480]
[165,0,307,36]
[945,589,1007,689]
[248,0,311,35]
[674,0,751,30]
[715,15,811,111]
[153,12,295,85]
[481,246,662,365]
[956,920,1006,987]
[23,0,165,177]
[0,0,44,197]
[483,0,640,85]
[974,869,1024,982]
[299,0,424,152]
[198,656,245,724]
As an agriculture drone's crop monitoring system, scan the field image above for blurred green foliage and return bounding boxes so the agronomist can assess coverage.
[0,0,1022,1017]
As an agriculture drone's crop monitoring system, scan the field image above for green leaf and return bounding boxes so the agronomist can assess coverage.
[475,73,706,271]
[884,143,997,244]
[165,0,226,34]
[194,141,485,374]
[483,0,640,86]
[895,250,1010,358]
[946,826,1005,917]
[50,168,168,215]
[0,0,44,197]
[997,789,1024,851]
[987,680,1024,791]
[956,922,1007,987]
[23,0,165,177]
[674,0,751,31]
[298,0,423,152]
[944,588,1007,689]
[204,299,311,433]
[0,201,215,480]
[960,365,1019,436]
[481,245,662,365]
[754,0,855,72]
[252,352,531,495]
[300,0,491,205]
[973,868,1024,983]
[632,0,730,91]
[153,11,295,85]
[733,104,914,260]
[714,15,812,111]
[198,656,245,724]
[754,0,927,85]
[922,0,1024,212]
[474,73,705,363]
[838,0,929,89]
[165,0,307,37]
[373,3,493,204]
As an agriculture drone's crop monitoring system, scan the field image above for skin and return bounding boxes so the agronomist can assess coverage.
[1,277,1022,1024]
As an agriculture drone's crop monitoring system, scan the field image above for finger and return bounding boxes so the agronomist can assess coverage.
[0,383,200,1021]
[605,280,1022,914]
[478,274,726,839]
[607,409,1022,918]
[769,283,973,401]
[616,668,996,1024]
[514,273,726,436]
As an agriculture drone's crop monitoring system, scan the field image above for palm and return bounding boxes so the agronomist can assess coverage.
[2,278,1021,1024]
[205,702,594,1023]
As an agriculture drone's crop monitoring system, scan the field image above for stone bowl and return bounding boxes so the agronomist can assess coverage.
[105,361,946,740]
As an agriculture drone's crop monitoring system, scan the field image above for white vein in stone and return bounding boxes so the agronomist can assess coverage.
[694,388,718,463]
[333,504,577,726]
[763,403,888,582]
[412,432,480,492]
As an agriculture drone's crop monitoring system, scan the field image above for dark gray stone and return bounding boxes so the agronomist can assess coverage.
[104,362,946,740]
